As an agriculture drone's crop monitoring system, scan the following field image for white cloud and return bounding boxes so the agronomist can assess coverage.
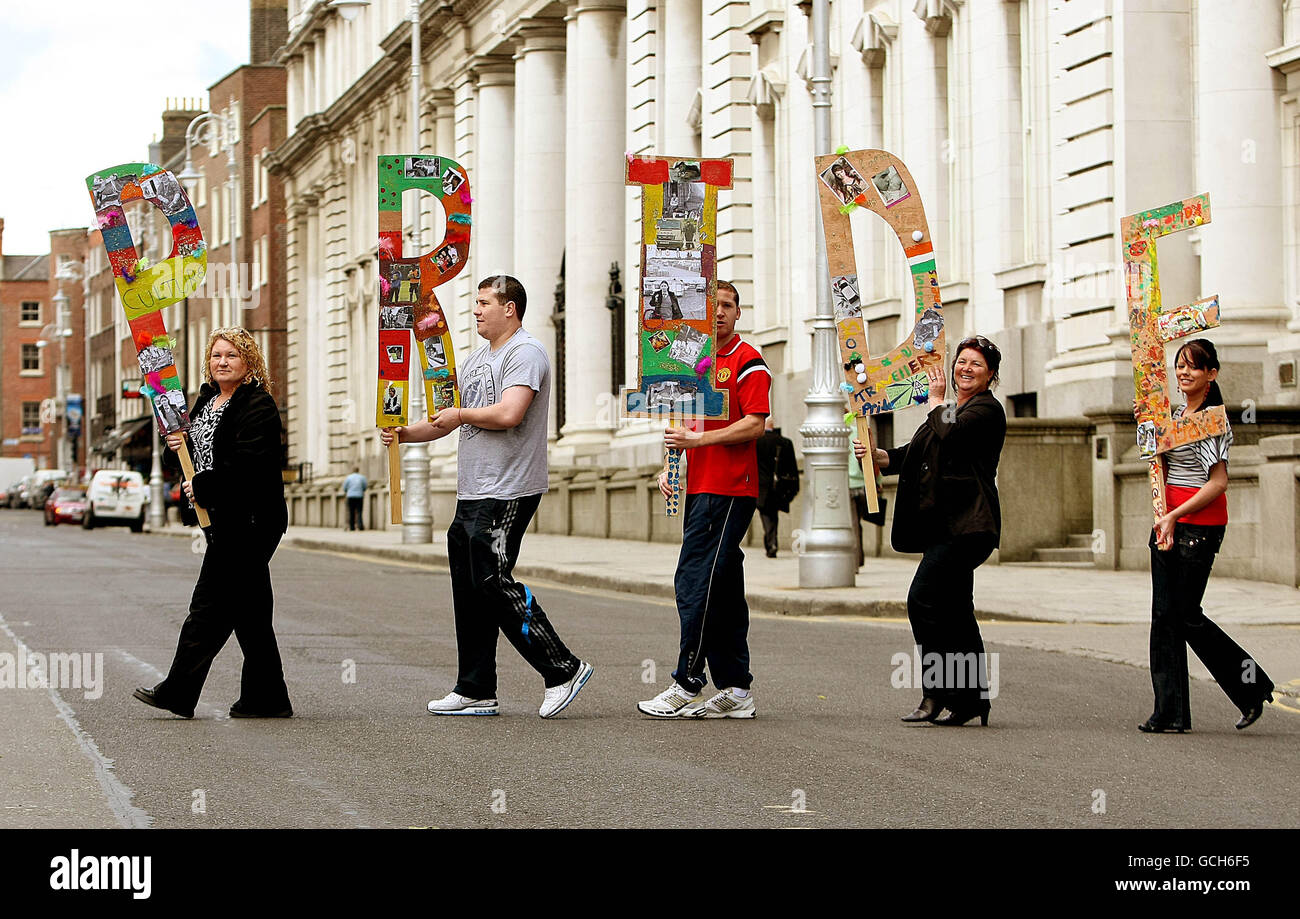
[0,1,249,254]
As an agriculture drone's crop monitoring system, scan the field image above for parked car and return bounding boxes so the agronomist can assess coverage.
[0,458,35,505]
[165,479,198,527]
[83,470,148,532]
[26,469,69,509]
[44,487,88,526]
[5,475,33,509]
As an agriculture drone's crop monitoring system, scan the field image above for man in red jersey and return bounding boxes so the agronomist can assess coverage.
[637,281,771,719]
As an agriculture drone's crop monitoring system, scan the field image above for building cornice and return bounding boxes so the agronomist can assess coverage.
[742,6,785,42]
[277,0,336,63]
[852,10,898,68]
[1266,42,1300,74]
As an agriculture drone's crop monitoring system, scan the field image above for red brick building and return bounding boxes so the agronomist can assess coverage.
[186,63,289,410]
[83,1,290,474]
[0,219,87,473]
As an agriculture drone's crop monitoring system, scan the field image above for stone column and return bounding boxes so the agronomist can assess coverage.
[514,24,567,437]
[560,0,625,454]
[473,64,516,276]
[1259,433,1300,586]
[432,89,455,155]
[661,0,702,155]
[1196,0,1289,344]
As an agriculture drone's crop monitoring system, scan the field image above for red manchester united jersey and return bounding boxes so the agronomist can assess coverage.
[686,337,771,497]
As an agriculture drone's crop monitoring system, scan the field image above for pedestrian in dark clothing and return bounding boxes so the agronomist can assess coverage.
[756,418,798,557]
[1140,338,1274,733]
[135,327,291,720]
[855,336,1006,727]
[382,276,592,719]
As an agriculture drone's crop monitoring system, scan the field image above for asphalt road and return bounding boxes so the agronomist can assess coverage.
[2,510,1296,829]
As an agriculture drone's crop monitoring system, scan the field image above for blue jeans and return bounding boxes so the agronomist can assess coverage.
[671,493,757,694]
[1148,523,1273,727]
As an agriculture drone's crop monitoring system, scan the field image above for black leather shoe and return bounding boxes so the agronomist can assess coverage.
[1137,718,1187,734]
[1235,694,1272,731]
[934,700,990,726]
[901,697,941,723]
[132,687,194,719]
[229,701,293,718]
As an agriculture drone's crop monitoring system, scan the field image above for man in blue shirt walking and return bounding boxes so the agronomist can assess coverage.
[342,466,367,531]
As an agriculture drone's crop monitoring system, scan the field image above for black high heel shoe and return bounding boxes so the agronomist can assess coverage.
[1235,693,1273,731]
[934,700,990,726]
[900,697,941,723]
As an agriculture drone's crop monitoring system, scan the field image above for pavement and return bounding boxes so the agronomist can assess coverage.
[150,521,1300,626]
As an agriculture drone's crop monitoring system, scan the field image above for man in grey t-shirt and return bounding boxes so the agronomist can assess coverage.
[380,275,592,719]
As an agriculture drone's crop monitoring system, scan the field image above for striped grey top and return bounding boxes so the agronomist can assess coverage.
[1164,404,1231,488]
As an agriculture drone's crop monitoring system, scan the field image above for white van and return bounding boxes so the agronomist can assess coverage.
[83,470,148,531]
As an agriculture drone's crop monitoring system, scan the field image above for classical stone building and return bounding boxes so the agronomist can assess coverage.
[270,0,1300,585]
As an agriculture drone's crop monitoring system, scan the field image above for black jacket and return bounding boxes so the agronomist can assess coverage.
[756,428,799,511]
[882,390,1005,553]
[167,382,287,534]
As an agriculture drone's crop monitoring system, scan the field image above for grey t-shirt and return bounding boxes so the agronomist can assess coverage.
[456,327,551,500]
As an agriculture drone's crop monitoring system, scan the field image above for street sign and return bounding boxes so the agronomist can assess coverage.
[40,399,57,424]
[66,393,83,438]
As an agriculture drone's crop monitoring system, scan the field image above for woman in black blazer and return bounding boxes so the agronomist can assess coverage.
[133,328,291,719]
[855,336,1006,726]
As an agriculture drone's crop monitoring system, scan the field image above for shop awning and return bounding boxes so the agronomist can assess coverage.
[92,416,152,455]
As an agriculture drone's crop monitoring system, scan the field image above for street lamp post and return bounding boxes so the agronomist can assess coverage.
[178,109,239,328]
[36,267,77,474]
[334,0,431,542]
[176,108,240,530]
[797,0,857,587]
[399,0,434,545]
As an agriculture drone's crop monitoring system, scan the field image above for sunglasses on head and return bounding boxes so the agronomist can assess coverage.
[956,336,998,353]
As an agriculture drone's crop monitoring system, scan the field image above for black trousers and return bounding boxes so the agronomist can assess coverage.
[154,525,289,712]
[1148,523,1273,728]
[758,502,781,557]
[672,493,757,694]
[447,495,580,698]
[346,497,364,530]
[906,535,995,707]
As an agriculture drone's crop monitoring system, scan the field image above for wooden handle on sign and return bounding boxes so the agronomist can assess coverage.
[855,416,880,515]
[1149,456,1169,551]
[388,436,403,525]
[175,441,211,528]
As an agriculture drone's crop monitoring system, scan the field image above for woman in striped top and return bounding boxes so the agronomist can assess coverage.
[1141,339,1274,733]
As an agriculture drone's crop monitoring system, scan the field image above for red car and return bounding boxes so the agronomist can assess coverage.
[44,486,88,526]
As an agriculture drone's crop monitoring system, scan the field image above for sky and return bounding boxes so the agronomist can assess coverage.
[0,2,250,255]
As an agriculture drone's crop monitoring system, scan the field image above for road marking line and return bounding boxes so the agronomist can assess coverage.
[0,615,152,829]
[113,649,230,721]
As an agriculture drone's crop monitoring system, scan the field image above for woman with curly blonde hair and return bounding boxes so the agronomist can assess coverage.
[134,328,292,719]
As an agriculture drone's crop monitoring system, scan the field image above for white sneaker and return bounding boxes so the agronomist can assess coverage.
[636,682,703,718]
[427,692,499,716]
[540,661,594,718]
[687,688,756,719]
